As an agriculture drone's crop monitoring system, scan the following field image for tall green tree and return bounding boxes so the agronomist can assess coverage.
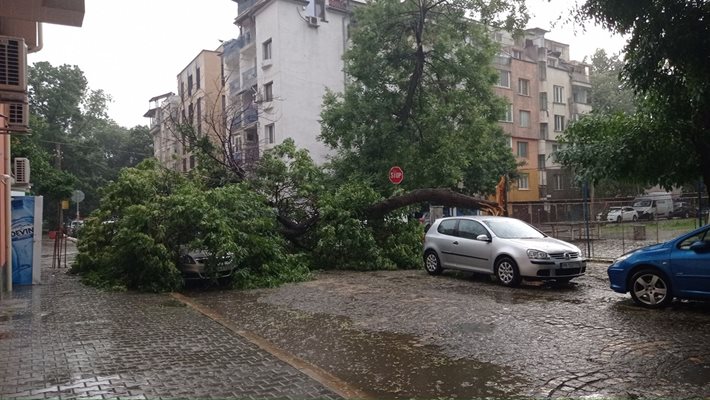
[320,0,525,198]
[16,62,153,224]
[589,49,635,115]
[558,1,710,197]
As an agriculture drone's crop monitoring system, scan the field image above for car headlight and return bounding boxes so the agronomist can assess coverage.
[613,252,634,264]
[527,249,550,260]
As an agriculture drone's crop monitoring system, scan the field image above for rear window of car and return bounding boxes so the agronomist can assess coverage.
[437,220,457,236]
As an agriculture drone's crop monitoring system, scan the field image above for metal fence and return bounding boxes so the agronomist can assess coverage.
[510,196,709,261]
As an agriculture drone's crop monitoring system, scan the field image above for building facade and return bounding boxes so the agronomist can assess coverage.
[223,0,361,166]
[0,0,85,294]
[493,28,592,203]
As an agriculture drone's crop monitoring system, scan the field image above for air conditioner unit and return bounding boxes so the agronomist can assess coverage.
[306,15,319,27]
[14,157,30,185]
[6,100,29,133]
[0,36,27,93]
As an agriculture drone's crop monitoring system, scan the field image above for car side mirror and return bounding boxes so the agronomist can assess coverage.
[689,240,710,253]
[476,234,491,242]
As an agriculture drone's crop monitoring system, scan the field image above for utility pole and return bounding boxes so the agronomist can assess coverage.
[52,142,65,269]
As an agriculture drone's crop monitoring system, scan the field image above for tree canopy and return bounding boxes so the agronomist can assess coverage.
[16,62,153,225]
[320,0,525,197]
[558,0,710,197]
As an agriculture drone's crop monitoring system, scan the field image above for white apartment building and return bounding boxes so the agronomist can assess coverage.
[144,92,181,170]
[223,0,363,165]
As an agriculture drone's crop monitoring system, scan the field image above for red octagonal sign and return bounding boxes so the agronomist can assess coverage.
[389,166,404,185]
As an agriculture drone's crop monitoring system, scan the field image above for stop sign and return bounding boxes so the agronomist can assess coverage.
[389,166,404,185]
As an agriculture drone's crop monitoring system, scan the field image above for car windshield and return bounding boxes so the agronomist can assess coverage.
[634,200,651,207]
[609,207,621,212]
[482,218,545,239]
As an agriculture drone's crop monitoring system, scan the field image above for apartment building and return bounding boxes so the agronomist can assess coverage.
[0,0,85,294]
[222,0,362,166]
[144,92,181,170]
[146,49,225,172]
[493,28,592,203]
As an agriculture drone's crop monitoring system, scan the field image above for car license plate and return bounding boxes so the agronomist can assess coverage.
[560,262,580,269]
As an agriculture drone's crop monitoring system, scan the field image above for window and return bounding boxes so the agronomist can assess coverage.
[554,174,563,190]
[494,32,503,42]
[540,123,548,139]
[263,39,272,60]
[554,115,565,131]
[573,87,589,104]
[512,50,522,59]
[196,98,202,136]
[196,67,201,90]
[519,110,530,128]
[188,103,194,127]
[437,219,457,236]
[539,92,548,111]
[538,62,547,80]
[458,220,488,240]
[547,57,557,67]
[187,74,193,96]
[518,173,529,190]
[518,79,529,96]
[266,123,275,144]
[189,155,196,169]
[500,104,513,122]
[264,82,273,101]
[497,70,511,88]
[179,81,185,100]
[538,154,546,170]
[552,144,560,154]
[553,85,564,103]
[182,158,187,172]
[517,141,528,158]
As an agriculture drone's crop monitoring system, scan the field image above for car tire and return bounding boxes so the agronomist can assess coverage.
[424,250,443,275]
[629,269,673,308]
[495,257,522,287]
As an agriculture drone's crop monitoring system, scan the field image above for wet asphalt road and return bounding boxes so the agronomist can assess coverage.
[187,263,710,399]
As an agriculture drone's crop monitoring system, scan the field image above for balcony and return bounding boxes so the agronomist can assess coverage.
[238,0,258,15]
[241,67,257,91]
[571,71,590,84]
[328,0,347,10]
[232,104,258,128]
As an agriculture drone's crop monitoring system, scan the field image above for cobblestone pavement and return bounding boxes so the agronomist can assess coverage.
[0,240,340,399]
[188,263,710,399]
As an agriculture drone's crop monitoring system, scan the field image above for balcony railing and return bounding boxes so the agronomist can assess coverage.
[328,0,347,10]
[238,0,258,15]
[232,104,258,128]
[241,67,257,90]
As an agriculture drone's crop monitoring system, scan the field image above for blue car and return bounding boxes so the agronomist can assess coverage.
[608,224,710,308]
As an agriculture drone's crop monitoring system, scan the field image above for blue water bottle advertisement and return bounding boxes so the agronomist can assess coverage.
[12,196,43,285]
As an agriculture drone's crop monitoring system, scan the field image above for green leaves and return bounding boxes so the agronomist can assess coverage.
[320,0,518,197]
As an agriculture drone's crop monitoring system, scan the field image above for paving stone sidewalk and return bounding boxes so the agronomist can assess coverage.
[0,239,340,399]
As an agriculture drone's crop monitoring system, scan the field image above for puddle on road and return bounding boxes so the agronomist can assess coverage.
[188,290,528,399]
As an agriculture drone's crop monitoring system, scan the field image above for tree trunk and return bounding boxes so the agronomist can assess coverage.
[365,188,502,218]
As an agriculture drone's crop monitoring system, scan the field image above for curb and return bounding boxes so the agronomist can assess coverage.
[170,292,370,400]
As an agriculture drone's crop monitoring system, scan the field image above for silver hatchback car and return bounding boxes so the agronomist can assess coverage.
[423,216,586,286]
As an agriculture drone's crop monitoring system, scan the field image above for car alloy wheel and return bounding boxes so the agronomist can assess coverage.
[629,269,672,308]
[495,257,521,287]
[424,250,442,275]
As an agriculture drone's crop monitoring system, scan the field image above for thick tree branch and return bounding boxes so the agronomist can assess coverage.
[365,188,503,218]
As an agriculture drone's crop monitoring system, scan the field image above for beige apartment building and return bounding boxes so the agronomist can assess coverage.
[493,28,592,204]
[146,49,225,173]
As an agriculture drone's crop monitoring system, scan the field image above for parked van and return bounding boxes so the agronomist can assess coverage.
[632,192,673,220]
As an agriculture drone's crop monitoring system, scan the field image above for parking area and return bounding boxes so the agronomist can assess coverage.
[3,240,710,399]
[188,264,710,398]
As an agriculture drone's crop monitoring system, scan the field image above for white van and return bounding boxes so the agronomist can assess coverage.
[632,192,674,220]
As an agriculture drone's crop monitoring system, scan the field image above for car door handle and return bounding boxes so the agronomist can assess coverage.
[452,241,459,245]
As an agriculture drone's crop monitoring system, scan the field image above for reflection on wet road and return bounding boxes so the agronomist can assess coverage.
[188,263,710,398]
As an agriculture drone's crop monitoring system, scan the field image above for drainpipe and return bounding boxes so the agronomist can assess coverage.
[2,126,11,293]
[28,23,43,54]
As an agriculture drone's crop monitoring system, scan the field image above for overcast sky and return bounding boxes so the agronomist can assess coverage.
[28,0,626,129]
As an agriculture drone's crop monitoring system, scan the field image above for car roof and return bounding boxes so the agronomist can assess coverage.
[436,215,512,222]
